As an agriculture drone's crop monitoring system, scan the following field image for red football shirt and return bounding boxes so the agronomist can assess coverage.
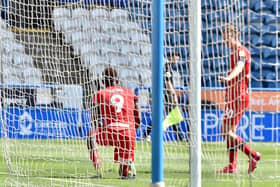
[93,85,138,131]
[226,46,251,102]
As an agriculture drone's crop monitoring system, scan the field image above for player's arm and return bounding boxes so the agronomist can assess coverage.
[164,72,178,104]
[219,51,246,83]
[134,98,141,129]
[91,104,101,128]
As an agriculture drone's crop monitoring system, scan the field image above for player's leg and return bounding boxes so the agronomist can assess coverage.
[227,103,261,173]
[217,116,238,174]
[117,131,136,179]
[87,130,102,176]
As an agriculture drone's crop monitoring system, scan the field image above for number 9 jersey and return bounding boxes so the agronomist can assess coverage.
[93,85,138,131]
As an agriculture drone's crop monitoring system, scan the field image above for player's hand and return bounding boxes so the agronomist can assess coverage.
[218,76,230,83]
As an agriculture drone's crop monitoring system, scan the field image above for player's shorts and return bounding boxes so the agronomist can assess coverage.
[222,92,249,132]
[95,128,135,162]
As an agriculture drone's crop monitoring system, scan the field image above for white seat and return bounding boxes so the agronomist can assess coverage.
[130,32,150,43]
[0,19,6,29]
[52,8,71,31]
[121,21,141,33]
[80,43,99,56]
[121,44,140,55]
[23,67,42,84]
[110,55,129,66]
[111,32,129,44]
[82,20,101,32]
[100,20,120,33]
[91,8,109,20]
[72,8,90,29]
[101,44,119,56]
[0,30,14,41]
[89,32,110,43]
[81,54,110,67]
[2,64,23,83]
[140,43,152,56]
[110,9,129,23]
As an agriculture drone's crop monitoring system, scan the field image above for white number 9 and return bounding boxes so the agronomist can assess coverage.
[110,94,124,113]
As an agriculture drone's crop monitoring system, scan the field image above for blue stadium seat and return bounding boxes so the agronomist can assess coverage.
[165,21,176,32]
[271,37,280,48]
[179,8,188,17]
[263,14,280,25]
[251,34,262,46]
[262,33,277,47]
[201,0,211,10]
[164,33,179,46]
[251,57,261,71]
[251,47,261,58]
[262,48,279,59]
[253,1,273,13]
[251,80,262,88]
[179,33,188,45]
[262,24,280,33]
[272,1,280,14]
[244,25,259,35]
[249,0,260,10]
[251,71,261,80]
[247,11,263,24]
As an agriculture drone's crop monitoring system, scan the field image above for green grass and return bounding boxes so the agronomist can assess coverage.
[1,139,280,187]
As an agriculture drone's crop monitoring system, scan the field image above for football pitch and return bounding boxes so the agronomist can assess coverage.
[0,140,279,187]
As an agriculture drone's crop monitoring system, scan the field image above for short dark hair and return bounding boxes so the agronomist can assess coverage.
[102,67,119,87]
[167,51,180,59]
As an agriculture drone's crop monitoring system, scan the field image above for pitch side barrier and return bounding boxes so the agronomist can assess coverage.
[0,84,279,142]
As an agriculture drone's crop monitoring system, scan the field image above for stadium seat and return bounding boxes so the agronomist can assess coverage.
[253,1,273,12]
[72,8,90,29]
[110,9,129,23]
[52,8,71,32]
[13,53,33,67]
[251,80,262,88]
[121,44,140,55]
[100,20,119,33]
[262,33,277,47]
[165,32,179,46]
[0,30,14,41]
[23,67,42,84]
[80,43,99,56]
[249,0,259,10]
[82,20,101,32]
[2,64,22,83]
[247,10,263,24]
[0,18,6,28]
[91,8,109,20]
[272,1,280,14]
[263,14,279,25]
[121,21,141,32]
[130,32,150,43]
[263,48,278,59]
[140,43,152,56]
[251,57,261,71]
[251,34,262,46]
[102,44,120,56]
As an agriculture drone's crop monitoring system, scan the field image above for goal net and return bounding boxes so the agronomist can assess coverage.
[0,0,279,186]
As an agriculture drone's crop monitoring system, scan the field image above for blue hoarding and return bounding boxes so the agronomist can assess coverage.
[0,107,279,142]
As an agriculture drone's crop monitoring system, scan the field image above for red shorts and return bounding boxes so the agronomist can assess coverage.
[95,128,136,162]
[222,93,249,133]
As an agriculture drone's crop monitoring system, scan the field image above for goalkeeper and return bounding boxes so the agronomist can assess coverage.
[217,25,261,174]
[163,51,189,141]
[87,67,141,179]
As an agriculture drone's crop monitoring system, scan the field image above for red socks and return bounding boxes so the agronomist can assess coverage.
[227,139,237,167]
[234,136,257,159]
[90,151,101,170]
